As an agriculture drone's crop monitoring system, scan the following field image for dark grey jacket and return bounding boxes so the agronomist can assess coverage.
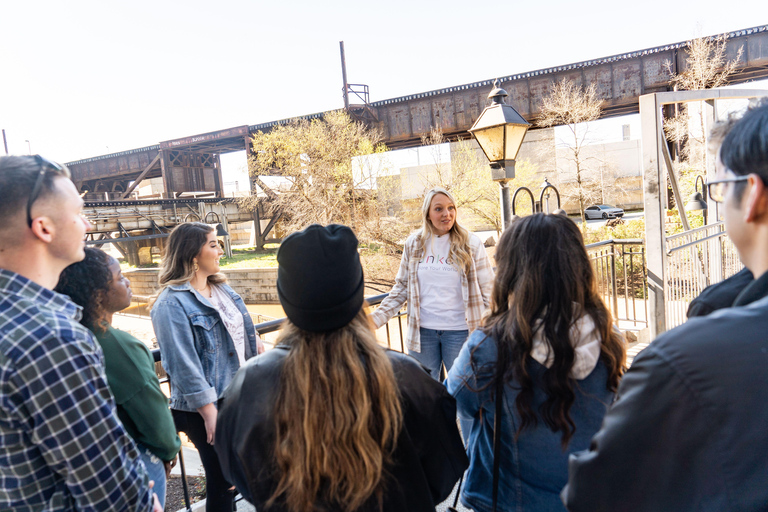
[562,273,768,511]
[687,267,753,318]
[215,346,468,512]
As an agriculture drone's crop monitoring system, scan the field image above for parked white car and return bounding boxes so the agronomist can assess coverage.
[584,204,625,220]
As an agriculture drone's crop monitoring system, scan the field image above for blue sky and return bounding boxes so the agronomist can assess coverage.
[0,0,764,168]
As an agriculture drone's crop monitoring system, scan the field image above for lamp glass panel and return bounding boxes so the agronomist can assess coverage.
[473,126,506,162]
[504,125,529,161]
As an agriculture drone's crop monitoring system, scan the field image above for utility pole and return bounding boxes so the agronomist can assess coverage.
[2,129,8,155]
[339,41,349,110]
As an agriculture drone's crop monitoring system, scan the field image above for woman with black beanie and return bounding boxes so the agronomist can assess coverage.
[215,224,468,512]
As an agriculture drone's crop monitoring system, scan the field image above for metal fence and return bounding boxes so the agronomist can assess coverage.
[664,221,743,330]
[585,239,648,329]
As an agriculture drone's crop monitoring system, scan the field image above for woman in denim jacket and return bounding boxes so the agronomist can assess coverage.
[446,214,626,512]
[151,222,263,512]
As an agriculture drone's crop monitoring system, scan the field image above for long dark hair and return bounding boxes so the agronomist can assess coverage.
[480,214,625,448]
[55,247,113,332]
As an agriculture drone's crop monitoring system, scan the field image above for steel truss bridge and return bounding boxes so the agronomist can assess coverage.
[66,25,768,250]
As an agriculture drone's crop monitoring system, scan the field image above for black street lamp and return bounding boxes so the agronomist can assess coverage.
[469,80,530,230]
[539,177,561,214]
[684,175,708,214]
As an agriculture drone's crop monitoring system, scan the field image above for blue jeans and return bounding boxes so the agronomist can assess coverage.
[411,327,472,442]
[137,443,166,509]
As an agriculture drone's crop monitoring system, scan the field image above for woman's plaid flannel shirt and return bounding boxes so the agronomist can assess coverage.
[371,232,494,353]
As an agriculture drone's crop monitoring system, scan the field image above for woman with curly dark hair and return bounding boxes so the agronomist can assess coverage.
[55,248,181,509]
[446,213,626,512]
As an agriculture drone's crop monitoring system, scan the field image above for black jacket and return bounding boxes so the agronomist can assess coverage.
[686,267,753,318]
[215,346,468,512]
[562,271,768,511]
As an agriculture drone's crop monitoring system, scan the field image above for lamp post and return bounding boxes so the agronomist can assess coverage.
[469,80,530,231]
[539,177,561,214]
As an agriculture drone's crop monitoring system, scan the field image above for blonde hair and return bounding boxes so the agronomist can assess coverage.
[150,222,226,307]
[419,187,473,274]
[269,309,403,512]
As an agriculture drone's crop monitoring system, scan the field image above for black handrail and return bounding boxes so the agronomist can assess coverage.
[151,293,392,363]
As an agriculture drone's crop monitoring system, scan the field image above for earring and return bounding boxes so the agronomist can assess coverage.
[193,261,199,272]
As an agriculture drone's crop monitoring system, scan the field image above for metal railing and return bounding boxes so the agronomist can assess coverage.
[585,239,648,328]
[665,222,743,330]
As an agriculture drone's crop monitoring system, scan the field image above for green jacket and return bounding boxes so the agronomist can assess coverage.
[96,326,181,461]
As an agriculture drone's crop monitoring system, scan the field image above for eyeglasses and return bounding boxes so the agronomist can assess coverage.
[27,155,65,228]
[707,175,750,203]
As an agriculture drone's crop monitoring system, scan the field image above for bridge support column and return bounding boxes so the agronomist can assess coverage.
[125,241,140,267]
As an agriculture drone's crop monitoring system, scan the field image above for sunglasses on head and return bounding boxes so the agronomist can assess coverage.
[27,155,66,228]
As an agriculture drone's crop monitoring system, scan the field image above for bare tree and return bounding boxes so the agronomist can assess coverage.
[538,79,604,226]
[664,34,743,205]
[243,110,408,248]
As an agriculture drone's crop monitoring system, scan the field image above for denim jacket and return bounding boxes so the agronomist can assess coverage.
[151,282,258,412]
[446,330,615,512]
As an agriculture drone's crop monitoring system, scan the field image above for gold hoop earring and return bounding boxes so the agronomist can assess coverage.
[193,261,199,272]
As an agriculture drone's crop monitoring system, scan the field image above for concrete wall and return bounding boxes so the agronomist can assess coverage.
[126,268,279,304]
[555,139,644,212]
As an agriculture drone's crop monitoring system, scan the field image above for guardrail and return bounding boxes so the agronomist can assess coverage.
[665,222,743,329]
[585,239,648,328]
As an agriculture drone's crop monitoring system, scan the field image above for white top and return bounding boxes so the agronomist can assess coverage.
[417,234,468,330]
[209,284,246,365]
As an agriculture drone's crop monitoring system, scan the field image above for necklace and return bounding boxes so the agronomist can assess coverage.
[194,282,211,297]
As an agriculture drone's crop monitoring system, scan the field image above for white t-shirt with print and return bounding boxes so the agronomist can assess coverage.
[209,285,246,365]
[417,234,468,330]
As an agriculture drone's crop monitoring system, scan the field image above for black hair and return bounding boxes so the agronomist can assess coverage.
[55,247,113,332]
[720,101,768,181]
[0,155,71,221]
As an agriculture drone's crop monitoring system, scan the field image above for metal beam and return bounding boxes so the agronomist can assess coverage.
[86,233,170,245]
[120,153,161,199]
[640,93,667,338]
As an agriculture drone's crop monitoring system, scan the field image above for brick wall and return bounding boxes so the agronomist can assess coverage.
[125,268,279,304]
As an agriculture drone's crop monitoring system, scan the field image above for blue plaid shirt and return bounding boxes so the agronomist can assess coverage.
[0,269,154,511]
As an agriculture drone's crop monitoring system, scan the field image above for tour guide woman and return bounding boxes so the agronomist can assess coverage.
[371,187,493,436]
[446,213,626,512]
[151,222,264,512]
[55,248,181,509]
[372,187,493,376]
[215,224,468,512]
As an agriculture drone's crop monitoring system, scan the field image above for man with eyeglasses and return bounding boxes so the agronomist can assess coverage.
[0,156,161,511]
[563,101,768,511]
[686,115,755,318]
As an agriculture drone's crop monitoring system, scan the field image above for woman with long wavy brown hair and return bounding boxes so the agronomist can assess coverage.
[446,213,626,512]
[215,224,468,512]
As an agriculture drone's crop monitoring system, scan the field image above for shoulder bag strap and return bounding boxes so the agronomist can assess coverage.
[492,375,503,512]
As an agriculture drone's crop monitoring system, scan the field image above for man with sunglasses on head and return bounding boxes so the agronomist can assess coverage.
[563,101,768,512]
[0,156,161,511]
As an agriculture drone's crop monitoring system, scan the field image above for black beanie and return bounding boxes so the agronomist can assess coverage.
[277,224,364,332]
